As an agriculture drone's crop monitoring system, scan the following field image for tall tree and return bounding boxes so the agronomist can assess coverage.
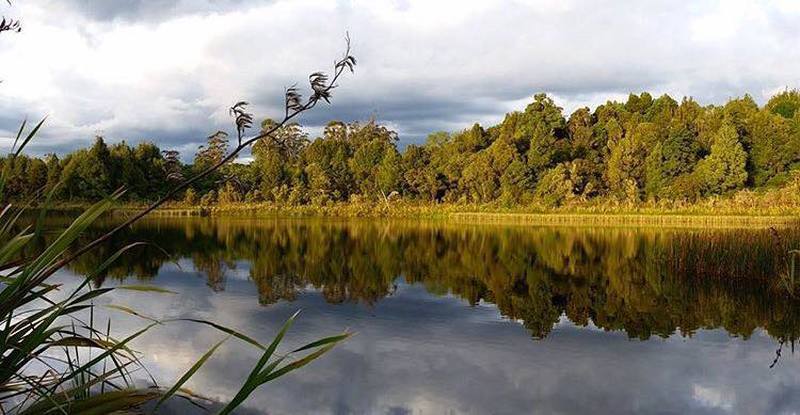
[606,123,653,201]
[521,94,569,178]
[766,89,800,119]
[694,124,748,195]
[747,110,793,186]
[193,131,229,194]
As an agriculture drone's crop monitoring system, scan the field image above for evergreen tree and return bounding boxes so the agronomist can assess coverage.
[695,124,748,195]
[644,143,665,200]
[747,110,793,186]
[522,94,569,177]
[44,154,61,195]
[77,136,114,199]
[766,89,800,119]
[194,131,229,194]
[606,123,652,200]
[376,148,400,198]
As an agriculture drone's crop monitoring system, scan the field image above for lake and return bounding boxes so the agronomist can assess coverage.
[49,217,800,414]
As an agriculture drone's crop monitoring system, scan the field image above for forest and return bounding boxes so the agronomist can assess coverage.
[4,90,800,210]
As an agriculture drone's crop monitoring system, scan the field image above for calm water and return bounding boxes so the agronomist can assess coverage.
[50,217,800,414]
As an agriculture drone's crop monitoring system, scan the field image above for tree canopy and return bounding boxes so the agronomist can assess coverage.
[5,90,800,207]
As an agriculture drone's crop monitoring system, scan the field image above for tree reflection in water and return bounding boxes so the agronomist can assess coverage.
[49,216,800,343]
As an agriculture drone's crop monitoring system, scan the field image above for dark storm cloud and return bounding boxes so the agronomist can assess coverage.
[51,0,266,23]
[287,93,510,144]
[0,107,28,138]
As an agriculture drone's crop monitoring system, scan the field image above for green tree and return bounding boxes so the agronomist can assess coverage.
[193,131,229,193]
[454,123,490,153]
[521,94,569,177]
[662,124,700,177]
[376,147,401,198]
[59,136,114,200]
[347,121,399,199]
[44,154,61,195]
[461,152,497,202]
[134,142,167,197]
[252,119,308,199]
[644,143,665,200]
[606,123,652,200]
[766,89,800,119]
[535,163,574,206]
[110,142,147,199]
[499,159,532,203]
[747,110,794,186]
[624,92,653,115]
[694,124,748,195]
[302,125,354,202]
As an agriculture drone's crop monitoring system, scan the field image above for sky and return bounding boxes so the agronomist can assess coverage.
[0,0,799,160]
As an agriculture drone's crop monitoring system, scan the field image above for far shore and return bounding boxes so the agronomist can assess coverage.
[43,202,800,229]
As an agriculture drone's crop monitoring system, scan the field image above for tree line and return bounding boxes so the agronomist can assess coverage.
[4,90,800,206]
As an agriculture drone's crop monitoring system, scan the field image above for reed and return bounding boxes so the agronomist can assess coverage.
[0,122,350,414]
[0,32,358,412]
[188,201,800,228]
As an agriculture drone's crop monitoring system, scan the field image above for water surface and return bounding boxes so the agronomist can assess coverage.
[52,217,800,414]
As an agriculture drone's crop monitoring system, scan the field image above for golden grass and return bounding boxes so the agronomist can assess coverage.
[123,202,799,228]
[52,190,800,228]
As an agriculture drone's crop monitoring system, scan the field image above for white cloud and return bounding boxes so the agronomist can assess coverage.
[693,384,736,411]
[0,0,799,155]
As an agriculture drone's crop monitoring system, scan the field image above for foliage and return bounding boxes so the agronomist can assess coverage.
[694,124,748,195]
[766,89,800,119]
[4,86,800,210]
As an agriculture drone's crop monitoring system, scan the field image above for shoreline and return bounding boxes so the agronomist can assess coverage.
[71,203,800,228]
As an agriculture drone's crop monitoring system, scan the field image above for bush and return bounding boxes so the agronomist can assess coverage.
[218,182,242,204]
[184,187,198,204]
[200,190,217,206]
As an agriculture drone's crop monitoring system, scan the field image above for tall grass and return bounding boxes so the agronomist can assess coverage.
[0,32,357,412]
[0,121,351,413]
[158,200,800,228]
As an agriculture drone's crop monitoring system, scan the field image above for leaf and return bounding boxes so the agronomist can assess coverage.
[13,117,47,158]
[291,332,352,354]
[56,322,157,387]
[66,389,160,415]
[217,311,300,414]
[155,336,229,409]
[48,336,115,350]
[10,118,26,155]
[114,285,177,295]
[104,304,159,323]
[70,288,114,305]
[173,318,264,350]
[260,341,338,383]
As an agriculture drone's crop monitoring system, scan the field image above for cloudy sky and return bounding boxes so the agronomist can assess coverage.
[1,0,799,159]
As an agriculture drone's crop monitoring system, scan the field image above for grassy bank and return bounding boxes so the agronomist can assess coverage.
[81,198,800,228]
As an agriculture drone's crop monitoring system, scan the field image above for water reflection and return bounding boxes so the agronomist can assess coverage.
[43,217,800,414]
[62,218,800,342]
